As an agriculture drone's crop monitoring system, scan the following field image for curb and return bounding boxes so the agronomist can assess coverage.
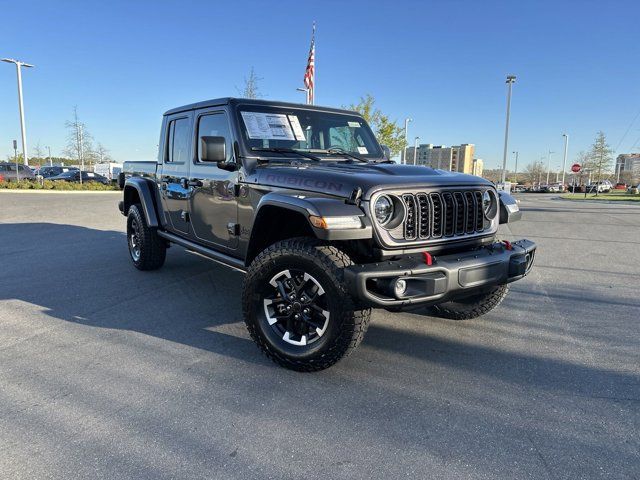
[556,196,640,205]
[0,189,121,194]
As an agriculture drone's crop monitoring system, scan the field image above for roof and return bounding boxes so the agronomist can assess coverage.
[163,97,359,116]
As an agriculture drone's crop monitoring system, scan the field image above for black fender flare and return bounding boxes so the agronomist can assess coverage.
[123,177,160,228]
[252,192,372,241]
[498,191,522,224]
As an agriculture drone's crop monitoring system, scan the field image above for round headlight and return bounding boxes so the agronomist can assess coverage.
[483,190,498,219]
[374,195,394,225]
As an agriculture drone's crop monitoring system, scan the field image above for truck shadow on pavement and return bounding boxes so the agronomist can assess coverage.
[1,222,638,399]
[2,222,639,478]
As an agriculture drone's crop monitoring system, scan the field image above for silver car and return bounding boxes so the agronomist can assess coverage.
[0,162,36,182]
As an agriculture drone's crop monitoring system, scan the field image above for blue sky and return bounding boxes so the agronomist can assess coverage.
[1,0,639,170]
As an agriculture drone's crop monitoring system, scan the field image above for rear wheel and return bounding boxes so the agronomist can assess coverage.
[242,238,371,372]
[127,204,166,271]
[430,284,509,320]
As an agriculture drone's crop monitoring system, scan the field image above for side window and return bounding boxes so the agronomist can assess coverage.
[197,112,232,162]
[167,117,190,163]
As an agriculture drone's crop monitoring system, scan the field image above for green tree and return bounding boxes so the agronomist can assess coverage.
[346,94,405,158]
[588,131,613,195]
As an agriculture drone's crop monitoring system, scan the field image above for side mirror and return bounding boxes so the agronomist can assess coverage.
[381,145,391,160]
[200,136,226,163]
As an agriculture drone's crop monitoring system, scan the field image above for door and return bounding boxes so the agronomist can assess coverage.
[158,114,193,234]
[188,110,239,249]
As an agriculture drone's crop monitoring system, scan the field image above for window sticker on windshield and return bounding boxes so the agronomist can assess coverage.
[357,146,368,154]
[348,121,361,128]
[241,112,295,140]
[287,115,307,141]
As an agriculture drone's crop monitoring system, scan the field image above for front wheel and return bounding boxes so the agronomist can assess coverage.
[430,284,509,320]
[242,238,371,372]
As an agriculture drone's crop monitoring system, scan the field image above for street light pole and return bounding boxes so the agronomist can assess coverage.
[561,134,569,185]
[413,136,420,166]
[512,151,519,184]
[546,150,555,185]
[79,125,84,185]
[501,75,516,184]
[46,146,52,166]
[296,87,308,103]
[2,58,34,166]
[402,118,412,164]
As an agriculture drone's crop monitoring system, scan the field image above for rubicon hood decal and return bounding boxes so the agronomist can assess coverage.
[255,162,492,199]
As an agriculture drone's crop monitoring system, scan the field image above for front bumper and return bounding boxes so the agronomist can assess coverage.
[344,239,536,308]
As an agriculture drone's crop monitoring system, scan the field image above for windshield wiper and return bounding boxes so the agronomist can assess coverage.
[251,147,321,162]
[324,147,369,163]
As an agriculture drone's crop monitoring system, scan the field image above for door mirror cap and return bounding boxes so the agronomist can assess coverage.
[200,136,226,163]
[381,145,391,160]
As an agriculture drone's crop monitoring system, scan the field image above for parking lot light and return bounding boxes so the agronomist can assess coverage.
[2,58,34,166]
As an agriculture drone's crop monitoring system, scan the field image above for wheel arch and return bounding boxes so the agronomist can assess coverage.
[245,192,372,266]
[123,178,160,228]
[245,204,315,266]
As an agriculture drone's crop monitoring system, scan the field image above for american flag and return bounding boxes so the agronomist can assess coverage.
[303,23,315,105]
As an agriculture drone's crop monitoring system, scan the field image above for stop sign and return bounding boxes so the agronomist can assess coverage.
[571,163,581,173]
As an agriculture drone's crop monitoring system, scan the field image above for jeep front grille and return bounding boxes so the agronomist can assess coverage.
[394,190,488,242]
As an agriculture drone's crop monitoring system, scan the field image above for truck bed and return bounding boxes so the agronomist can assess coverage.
[122,161,157,180]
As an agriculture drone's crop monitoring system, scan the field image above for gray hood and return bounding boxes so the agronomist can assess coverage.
[252,162,492,200]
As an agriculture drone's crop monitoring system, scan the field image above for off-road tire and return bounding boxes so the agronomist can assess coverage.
[430,284,509,320]
[127,204,166,271]
[242,237,371,372]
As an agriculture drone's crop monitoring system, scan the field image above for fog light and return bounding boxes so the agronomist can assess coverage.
[394,279,407,298]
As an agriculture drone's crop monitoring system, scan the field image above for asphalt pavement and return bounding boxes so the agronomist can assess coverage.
[0,191,638,479]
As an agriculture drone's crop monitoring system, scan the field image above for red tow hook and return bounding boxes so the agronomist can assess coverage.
[423,251,433,266]
[502,240,513,251]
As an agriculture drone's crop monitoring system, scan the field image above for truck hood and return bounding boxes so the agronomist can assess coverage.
[252,162,492,200]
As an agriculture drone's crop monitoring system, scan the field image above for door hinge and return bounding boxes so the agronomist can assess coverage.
[233,184,241,197]
[227,223,240,236]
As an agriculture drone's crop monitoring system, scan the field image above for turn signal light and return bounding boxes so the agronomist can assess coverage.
[309,215,362,230]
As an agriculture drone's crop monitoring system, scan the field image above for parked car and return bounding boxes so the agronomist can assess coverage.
[118,97,536,371]
[543,183,564,193]
[49,170,110,184]
[512,184,527,193]
[586,181,611,193]
[0,162,36,182]
[36,166,79,178]
[614,182,627,190]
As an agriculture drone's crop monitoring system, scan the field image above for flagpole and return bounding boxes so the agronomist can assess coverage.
[311,22,315,105]
[303,22,315,105]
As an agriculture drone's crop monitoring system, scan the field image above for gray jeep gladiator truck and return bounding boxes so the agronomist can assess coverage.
[118,97,535,371]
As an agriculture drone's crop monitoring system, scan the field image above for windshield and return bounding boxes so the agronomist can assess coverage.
[237,105,383,160]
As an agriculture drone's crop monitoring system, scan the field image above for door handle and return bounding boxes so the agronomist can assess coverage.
[180,178,202,188]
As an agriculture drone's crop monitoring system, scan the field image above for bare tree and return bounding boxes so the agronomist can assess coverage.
[94,143,112,163]
[481,169,503,184]
[524,160,546,185]
[32,142,45,161]
[238,67,263,99]
[64,106,94,172]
